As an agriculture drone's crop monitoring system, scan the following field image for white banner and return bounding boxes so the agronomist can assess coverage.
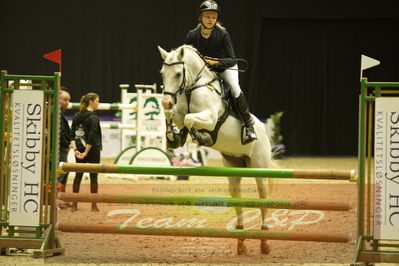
[10,90,44,226]
[136,91,166,151]
[121,89,137,151]
[374,98,399,240]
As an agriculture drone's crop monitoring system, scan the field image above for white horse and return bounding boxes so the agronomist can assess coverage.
[158,44,272,255]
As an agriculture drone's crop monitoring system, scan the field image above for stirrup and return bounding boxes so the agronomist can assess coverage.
[241,126,257,145]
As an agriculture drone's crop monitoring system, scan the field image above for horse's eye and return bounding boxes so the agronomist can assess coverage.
[176,72,182,78]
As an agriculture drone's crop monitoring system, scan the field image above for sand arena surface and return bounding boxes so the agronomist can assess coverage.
[2,157,359,265]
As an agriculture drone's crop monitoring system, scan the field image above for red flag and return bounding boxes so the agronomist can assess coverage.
[43,49,61,64]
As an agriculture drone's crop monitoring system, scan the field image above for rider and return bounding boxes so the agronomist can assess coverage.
[184,0,257,144]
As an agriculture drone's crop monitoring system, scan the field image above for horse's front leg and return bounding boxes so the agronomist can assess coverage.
[165,110,187,148]
[184,110,217,146]
[165,123,188,149]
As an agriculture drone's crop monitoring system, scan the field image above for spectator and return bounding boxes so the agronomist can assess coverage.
[58,87,71,209]
[70,93,102,211]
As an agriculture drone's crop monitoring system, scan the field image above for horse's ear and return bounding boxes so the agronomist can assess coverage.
[158,46,168,60]
[178,47,184,59]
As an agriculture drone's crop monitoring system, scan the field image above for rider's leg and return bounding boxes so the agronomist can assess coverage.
[235,92,257,144]
[219,65,257,144]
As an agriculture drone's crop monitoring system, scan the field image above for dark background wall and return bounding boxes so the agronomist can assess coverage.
[1,0,399,155]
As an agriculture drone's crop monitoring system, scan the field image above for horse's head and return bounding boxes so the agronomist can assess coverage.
[158,45,205,112]
[158,45,187,111]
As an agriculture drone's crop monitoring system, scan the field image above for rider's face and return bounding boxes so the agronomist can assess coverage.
[200,11,218,28]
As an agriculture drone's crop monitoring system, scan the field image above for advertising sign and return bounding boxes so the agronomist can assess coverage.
[10,90,44,226]
[374,98,399,240]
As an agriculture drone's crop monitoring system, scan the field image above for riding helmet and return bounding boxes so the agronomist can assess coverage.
[198,0,221,16]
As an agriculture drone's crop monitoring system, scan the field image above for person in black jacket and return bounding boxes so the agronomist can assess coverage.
[58,88,71,194]
[185,0,257,144]
[70,92,102,211]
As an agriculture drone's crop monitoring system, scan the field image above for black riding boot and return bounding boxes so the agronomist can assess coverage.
[235,92,257,144]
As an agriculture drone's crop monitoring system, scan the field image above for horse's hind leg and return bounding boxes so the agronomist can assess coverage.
[228,176,248,255]
[256,177,271,254]
[223,154,248,255]
[249,138,272,255]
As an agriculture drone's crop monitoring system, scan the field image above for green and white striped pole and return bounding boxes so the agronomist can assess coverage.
[67,102,137,111]
[60,163,357,181]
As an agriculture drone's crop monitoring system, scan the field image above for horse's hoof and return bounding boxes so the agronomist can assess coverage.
[166,132,174,141]
[166,133,182,148]
[260,240,270,254]
[260,225,270,254]
[167,139,180,149]
[201,134,213,146]
[237,239,248,255]
[198,137,213,147]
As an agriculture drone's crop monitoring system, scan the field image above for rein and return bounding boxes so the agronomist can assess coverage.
[203,56,249,73]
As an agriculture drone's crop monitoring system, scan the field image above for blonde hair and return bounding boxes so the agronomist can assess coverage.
[79,92,99,111]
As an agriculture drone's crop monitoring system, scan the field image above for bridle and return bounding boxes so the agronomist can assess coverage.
[162,59,219,110]
[162,61,187,103]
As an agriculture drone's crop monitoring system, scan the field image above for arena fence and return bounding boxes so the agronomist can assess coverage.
[56,161,355,246]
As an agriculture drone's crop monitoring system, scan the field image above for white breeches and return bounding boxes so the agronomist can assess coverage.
[218,64,242,98]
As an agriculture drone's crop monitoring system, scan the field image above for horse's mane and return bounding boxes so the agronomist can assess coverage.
[178,44,199,55]
[171,45,202,62]
[165,45,212,78]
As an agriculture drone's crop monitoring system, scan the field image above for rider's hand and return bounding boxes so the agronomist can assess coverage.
[204,57,220,66]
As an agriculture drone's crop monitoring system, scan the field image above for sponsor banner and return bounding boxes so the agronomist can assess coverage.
[137,93,165,133]
[374,98,399,240]
[10,90,43,226]
[136,91,165,151]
